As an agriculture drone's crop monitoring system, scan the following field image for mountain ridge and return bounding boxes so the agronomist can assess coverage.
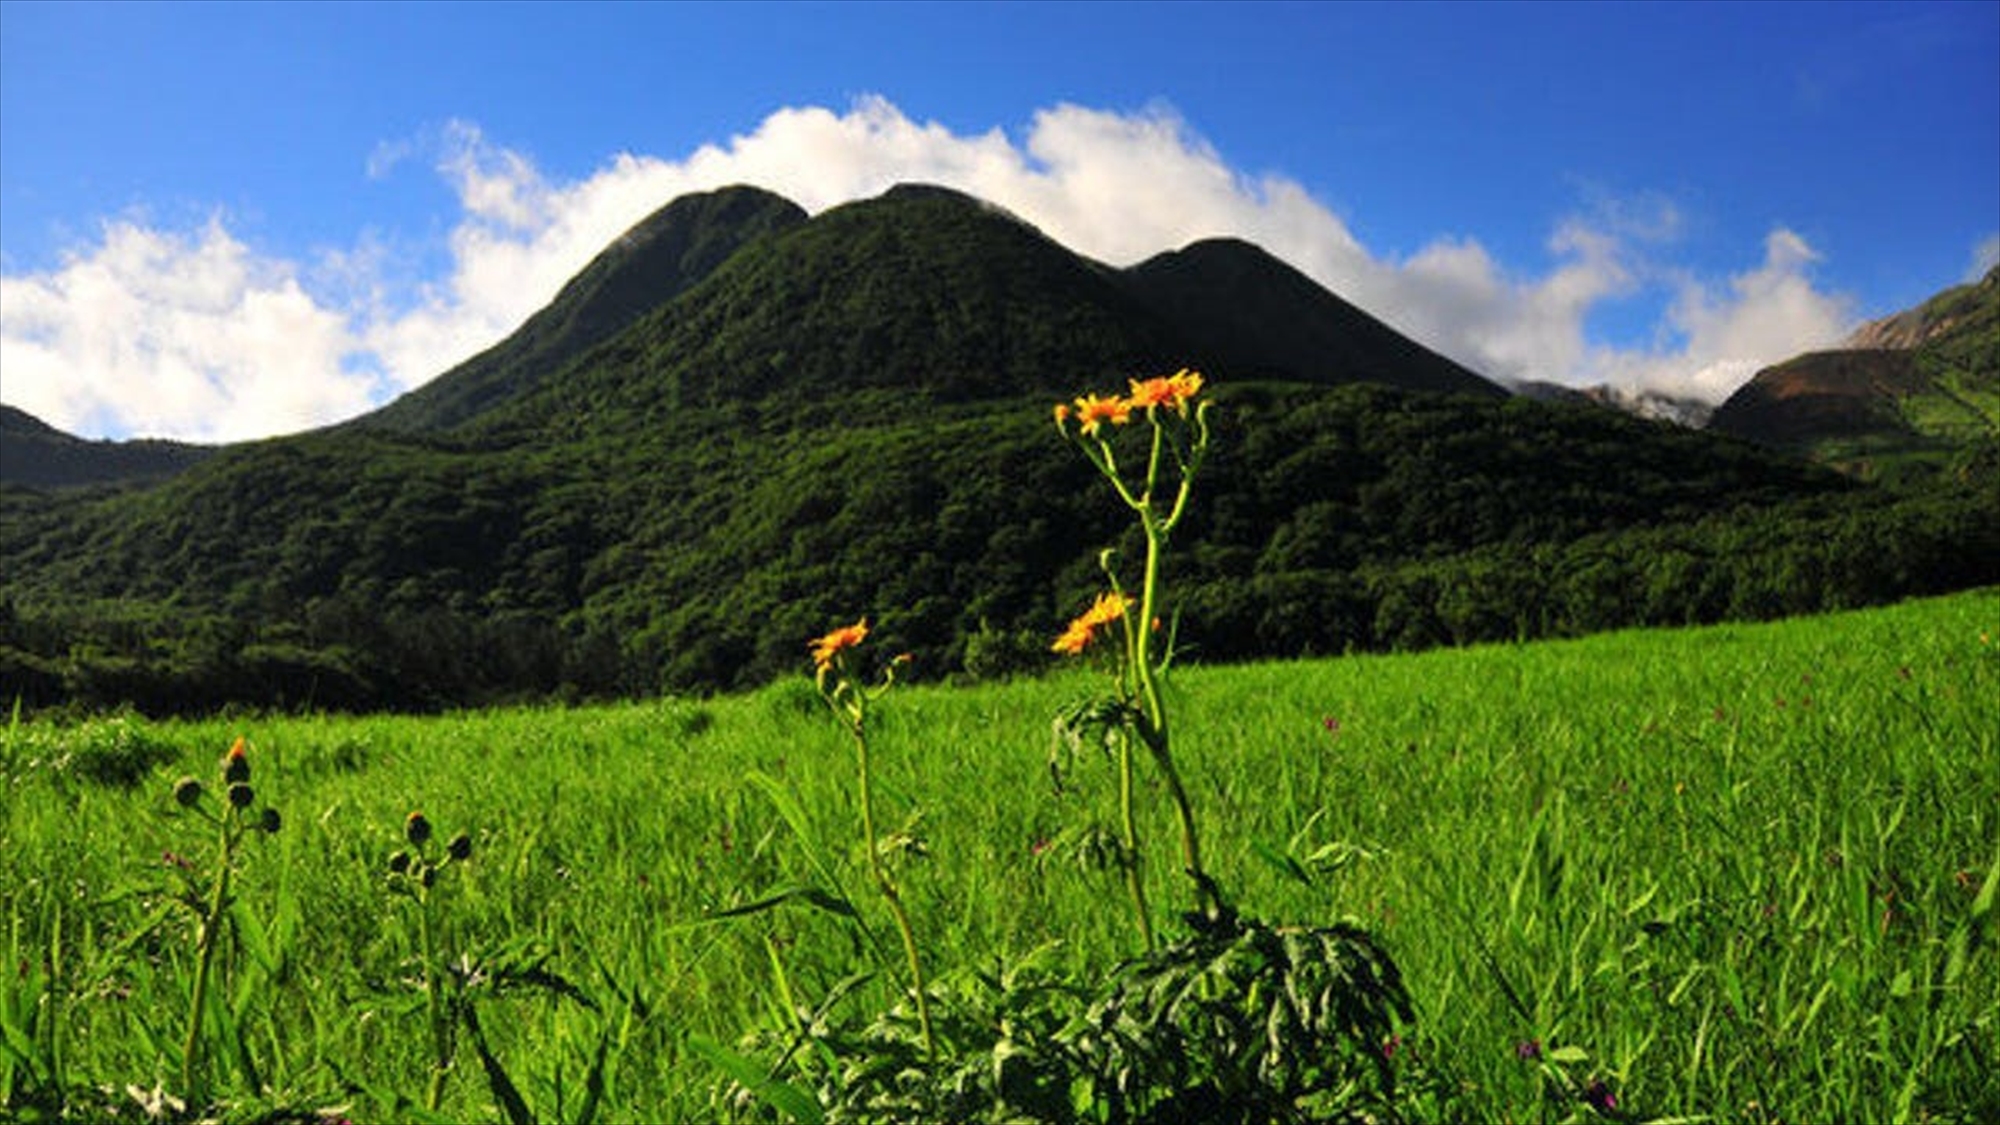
[351,184,810,435]
[1708,267,1998,469]
[0,404,217,490]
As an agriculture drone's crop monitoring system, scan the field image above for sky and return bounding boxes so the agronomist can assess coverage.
[1,1,1995,443]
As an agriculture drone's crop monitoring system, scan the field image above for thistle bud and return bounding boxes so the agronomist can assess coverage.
[446,831,473,862]
[259,807,282,834]
[173,776,204,807]
[388,850,412,875]
[405,811,432,847]
[227,782,255,809]
[222,738,251,784]
[420,862,437,889]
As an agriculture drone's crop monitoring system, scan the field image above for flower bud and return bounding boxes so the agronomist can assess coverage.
[419,862,437,889]
[388,850,412,875]
[173,776,204,807]
[227,782,255,809]
[259,807,282,834]
[446,831,472,862]
[222,738,251,784]
[405,811,432,848]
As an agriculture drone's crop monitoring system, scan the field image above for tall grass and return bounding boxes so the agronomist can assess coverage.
[3,589,1995,1121]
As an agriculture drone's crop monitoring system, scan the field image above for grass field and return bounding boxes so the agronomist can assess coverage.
[5,589,1997,1122]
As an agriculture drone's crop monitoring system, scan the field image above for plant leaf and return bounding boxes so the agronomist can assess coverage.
[702,884,859,923]
[464,1002,535,1125]
[686,1034,825,1124]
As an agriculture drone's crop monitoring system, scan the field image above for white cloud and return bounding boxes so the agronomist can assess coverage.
[0,216,377,441]
[1591,229,1854,401]
[1,96,1863,441]
[1969,232,2000,281]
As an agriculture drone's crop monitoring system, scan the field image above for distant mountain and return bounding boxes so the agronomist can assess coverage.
[1708,268,1998,470]
[1120,237,1497,397]
[1510,381,1714,428]
[393,182,1501,443]
[0,405,216,490]
[1706,349,1932,446]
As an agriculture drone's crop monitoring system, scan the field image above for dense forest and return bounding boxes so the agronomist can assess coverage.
[3,185,1995,715]
[5,380,1992,715]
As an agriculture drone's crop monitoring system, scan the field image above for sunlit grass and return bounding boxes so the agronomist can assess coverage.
[4,589,1995,1121]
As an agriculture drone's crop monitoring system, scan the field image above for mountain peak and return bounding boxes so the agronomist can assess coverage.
[1121,237,1499,397]
[353,180,1505,441]
[351,183,808,433]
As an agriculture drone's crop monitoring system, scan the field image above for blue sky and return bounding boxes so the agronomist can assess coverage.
[3,0,1995,441]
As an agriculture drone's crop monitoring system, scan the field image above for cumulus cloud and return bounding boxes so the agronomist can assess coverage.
[1,96,1863,441]
[0,217,379,441]
[1591,229,1854,401]
[1969,232,2000,281]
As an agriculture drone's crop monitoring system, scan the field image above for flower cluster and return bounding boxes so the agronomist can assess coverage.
[388,810,474,892]
[1053,370,1204,437]
[170,736,281,836]
[165,736,284,1101]
[1051,591,1131,655]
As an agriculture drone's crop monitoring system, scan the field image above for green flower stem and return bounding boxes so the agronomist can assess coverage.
[1133,507,1214,920]
[1117,730,1156,952]
[419,884,450,1112]
[846,686,936,1060]
[1066,391,1215,942]
[1122,410,1215,921]
[181,814,235,1100]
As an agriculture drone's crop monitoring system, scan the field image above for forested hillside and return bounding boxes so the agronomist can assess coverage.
[3,185,1995,714]
[0,406,215,490]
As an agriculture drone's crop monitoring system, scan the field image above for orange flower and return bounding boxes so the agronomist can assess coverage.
[1051,592,1131,655]
[1071,393,1133,437]
[223,736,250,783]
[1127,369,1204,413]
[1051,622,1092,656]
[811,618,870,672]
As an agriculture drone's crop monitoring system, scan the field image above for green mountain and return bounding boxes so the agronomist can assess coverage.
[3,184,1993,715]
[1708,267,1999,475]
[1120,237,1494,396]
[0,405,216,490]
[352,184,810,434]
[378,182,1501,448]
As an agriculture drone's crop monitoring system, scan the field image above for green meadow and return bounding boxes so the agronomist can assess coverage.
[5,589,1996,1122]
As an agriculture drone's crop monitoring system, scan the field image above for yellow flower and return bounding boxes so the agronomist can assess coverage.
[1051,592,1131,655]
[1127,369,1204,413]
[811,619,870,672]
[1071,393,1133,437]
